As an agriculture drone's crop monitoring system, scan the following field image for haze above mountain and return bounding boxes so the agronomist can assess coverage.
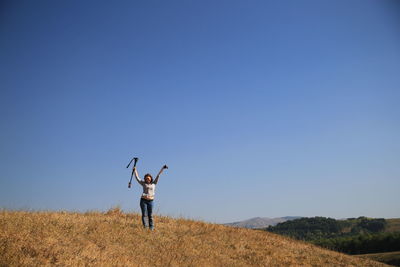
[225,216,301,229]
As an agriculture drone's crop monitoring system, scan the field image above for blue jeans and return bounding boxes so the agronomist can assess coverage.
[140,198,154,229]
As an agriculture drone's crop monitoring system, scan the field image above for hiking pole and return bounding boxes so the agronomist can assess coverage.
[126,158,134,169]
[127,157,138,188]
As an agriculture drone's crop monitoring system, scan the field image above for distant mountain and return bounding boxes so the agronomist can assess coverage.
[225,216,302,229]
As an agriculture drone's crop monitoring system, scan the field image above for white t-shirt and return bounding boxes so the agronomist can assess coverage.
[135,174,158,200]
[139,182,156,199]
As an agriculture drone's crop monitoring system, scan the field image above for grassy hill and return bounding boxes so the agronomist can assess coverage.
[0,209,389,266]
[356,251,400,267]
[386,219,400,233]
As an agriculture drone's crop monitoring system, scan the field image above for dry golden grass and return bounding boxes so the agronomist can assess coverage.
[356,251,400,266]
[0,208,389,266]
[386,218,400,232]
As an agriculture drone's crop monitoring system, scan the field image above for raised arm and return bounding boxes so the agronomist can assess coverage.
[133,167,144,185]
[153,165,168,184]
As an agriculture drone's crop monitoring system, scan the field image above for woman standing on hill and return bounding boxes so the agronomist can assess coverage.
[133,165,168,230]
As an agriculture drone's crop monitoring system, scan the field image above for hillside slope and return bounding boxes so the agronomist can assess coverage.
[0,209,388,266]
[386,219,400,232]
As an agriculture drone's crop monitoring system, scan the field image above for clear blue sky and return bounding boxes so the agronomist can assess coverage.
[1,1,399,223]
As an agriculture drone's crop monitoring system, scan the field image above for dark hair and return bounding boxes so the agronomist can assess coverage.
[144,173,153,183]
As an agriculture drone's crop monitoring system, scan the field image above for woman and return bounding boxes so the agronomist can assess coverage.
[133,164,168,230]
